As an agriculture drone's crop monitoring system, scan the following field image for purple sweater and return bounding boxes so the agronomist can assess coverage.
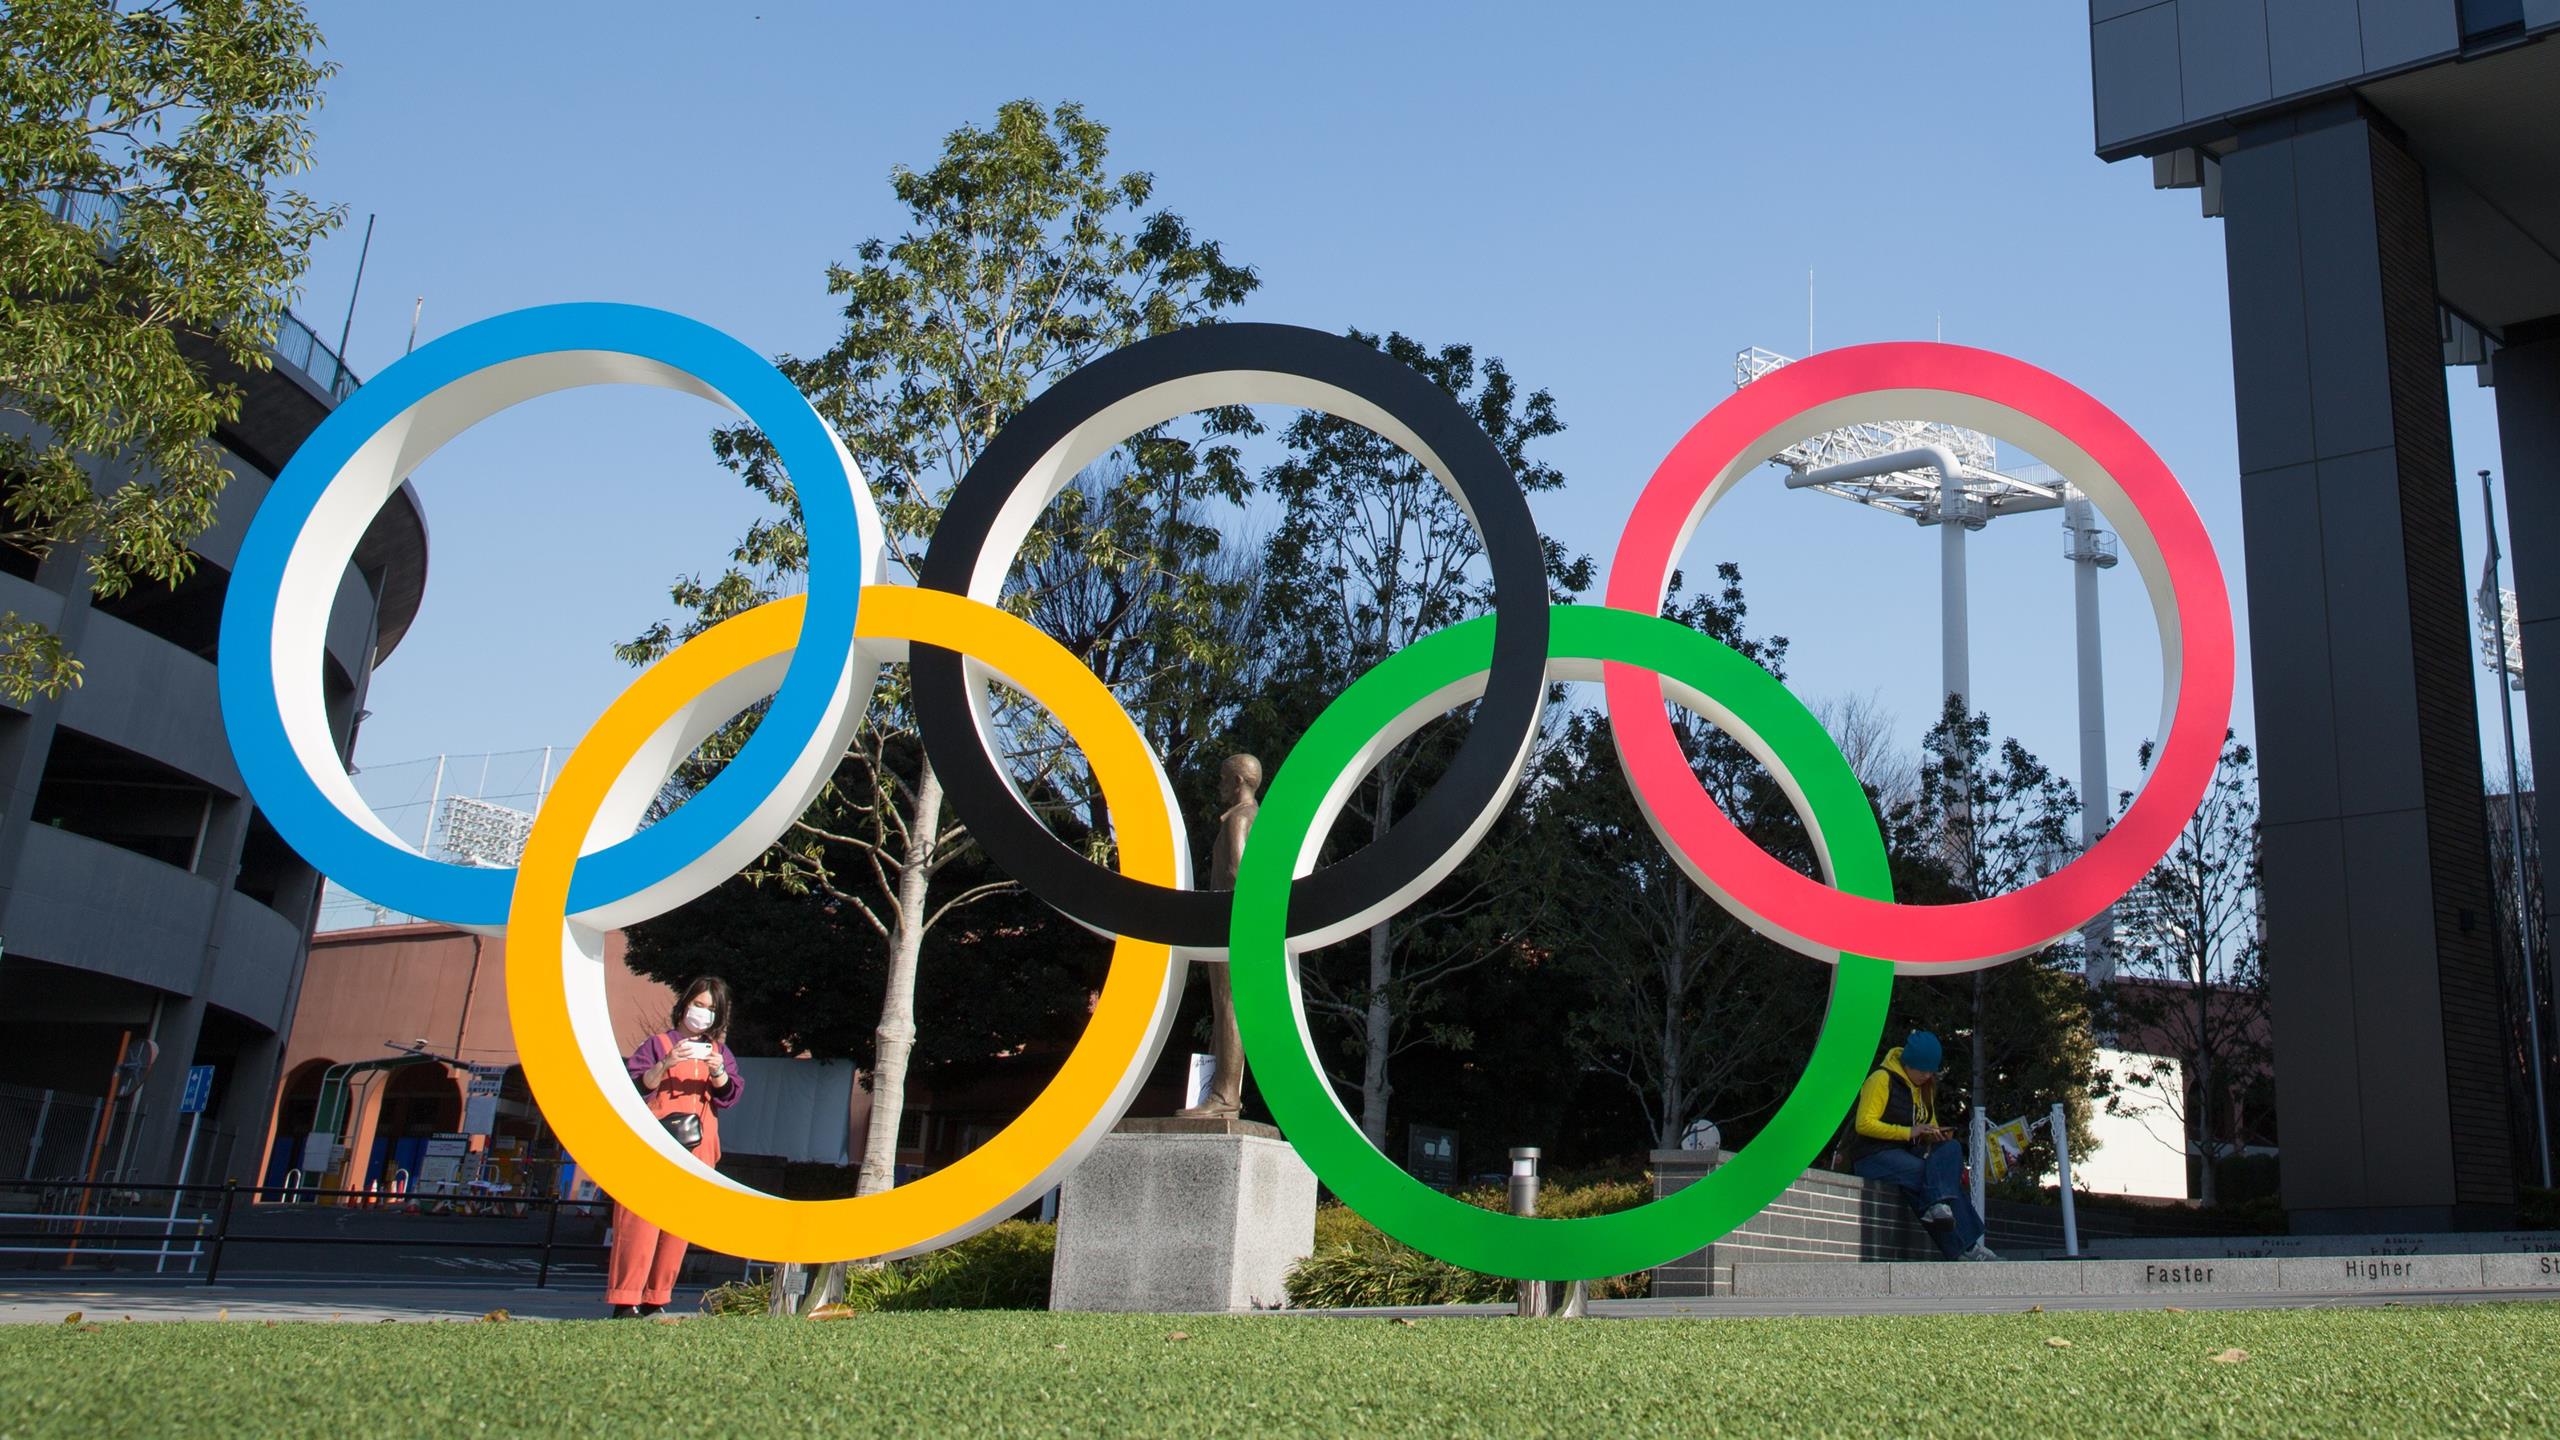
[625,1032,745,1109]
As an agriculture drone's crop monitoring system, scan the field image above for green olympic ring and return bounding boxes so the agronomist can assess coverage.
[1228,604,1896,1281]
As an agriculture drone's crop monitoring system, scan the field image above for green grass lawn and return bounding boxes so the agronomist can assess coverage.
[6,1304,2557,1438]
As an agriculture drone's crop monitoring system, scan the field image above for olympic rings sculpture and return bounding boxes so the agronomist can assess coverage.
[219,303,2232,1277]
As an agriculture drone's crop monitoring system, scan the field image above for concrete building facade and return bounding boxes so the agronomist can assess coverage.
[2091,0,2560,1228]
[0,306,426,1195]
[267,923,675,1194]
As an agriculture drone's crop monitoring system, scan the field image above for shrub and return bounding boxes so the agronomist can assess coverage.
[1285,1180,1654,1308]
[699,1275,771,1316]
[2519,1186,2558,1231]
[841,1221,1055,1311]
[698,1221,1057,1316]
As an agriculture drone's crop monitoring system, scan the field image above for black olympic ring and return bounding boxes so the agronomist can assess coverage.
[913,322,1551,950]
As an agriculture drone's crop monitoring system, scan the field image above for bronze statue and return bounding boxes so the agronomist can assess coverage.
[1176,753,1261,1119]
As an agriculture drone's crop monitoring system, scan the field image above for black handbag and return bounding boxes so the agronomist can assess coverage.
[660,1110,704,1150]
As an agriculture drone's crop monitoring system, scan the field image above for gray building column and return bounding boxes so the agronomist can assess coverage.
[0,546,100,916]
[2222,102,2515,1230]
[124,794,254,1186]
[2492,321,2560,1171]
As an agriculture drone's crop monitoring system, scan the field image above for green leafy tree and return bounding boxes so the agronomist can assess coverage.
[1539,565,1833,1150]
[622,100,1257,1205]
[1241,330,1590,1146]
[1893,696,2100,1184]
[1,0,340,699]
[2102,733,2268,1205]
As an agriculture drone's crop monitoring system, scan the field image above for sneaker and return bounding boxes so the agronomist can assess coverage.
[636,1303,666,1317]
[1921,1202,1954,1224]
[610,1304,641,1319]
[1962,1241,2001,1262]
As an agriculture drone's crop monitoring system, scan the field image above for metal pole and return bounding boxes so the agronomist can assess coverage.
[2483,468,2553,1188]
[22,1088,49,1180]
[536,1193,562,1289]
[1509,1148,1544,1317]
[422,754,447,854]
[156,1112,202,1274]
[2068,495,2116,988]
[66,1031,132,1262]
[2051,1102,2080,1258]
[1968,1108,1988,1224]
[335,213,375,362]
[1940,479,1971,714]
[202,1181,237,1286]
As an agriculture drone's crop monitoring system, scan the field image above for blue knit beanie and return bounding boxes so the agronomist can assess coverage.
[1901,1031,1943,1073]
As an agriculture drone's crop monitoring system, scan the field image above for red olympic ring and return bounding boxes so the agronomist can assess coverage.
[1602,342,2235,970]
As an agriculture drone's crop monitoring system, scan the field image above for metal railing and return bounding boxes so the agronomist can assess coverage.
[33,187,361,400]
[0,1179,609,1287]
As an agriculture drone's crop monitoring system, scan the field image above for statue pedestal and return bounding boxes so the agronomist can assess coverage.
[1049,1118,1317,1313]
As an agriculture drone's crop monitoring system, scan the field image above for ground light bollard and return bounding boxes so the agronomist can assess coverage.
[1505,1148,1589,1318]
[1509,1148,1546,1317]
[2051,1102,2080,1258]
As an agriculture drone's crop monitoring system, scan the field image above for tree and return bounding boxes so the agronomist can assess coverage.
[1007,455,1268,843]
[622,100,1257,1201]
[1895,696,2100,1183]
[1,0,340,699]
[624,830,1112,1084]
[2485,758,2557,1179]
[1541,566,1833,1150]
[1813,689,1919,817]
[2102,732,2269,1206]
[1242,330,1589,1146]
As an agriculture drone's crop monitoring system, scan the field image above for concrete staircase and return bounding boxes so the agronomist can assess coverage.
[1647,1147,2227,1296]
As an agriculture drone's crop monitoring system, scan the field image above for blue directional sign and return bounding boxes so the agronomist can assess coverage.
[179,1064,215,1115]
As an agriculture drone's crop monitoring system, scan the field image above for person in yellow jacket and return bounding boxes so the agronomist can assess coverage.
[1841,1031,1997,1261]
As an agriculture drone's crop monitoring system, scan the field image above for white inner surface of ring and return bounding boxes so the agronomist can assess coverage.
[268,350,886,933]
[955,370,1516,957]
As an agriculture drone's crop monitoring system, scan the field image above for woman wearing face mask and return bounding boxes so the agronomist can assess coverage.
[606,976,743,1317]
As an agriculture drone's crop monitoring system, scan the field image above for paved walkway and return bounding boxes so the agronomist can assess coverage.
[0,1278,707,1324]
[7,1276,2557,1324]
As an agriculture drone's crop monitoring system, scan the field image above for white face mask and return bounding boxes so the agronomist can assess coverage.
[683,1005,717,1035]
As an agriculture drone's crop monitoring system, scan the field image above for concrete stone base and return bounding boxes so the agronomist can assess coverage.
[1728,1252,2560,1299]
[1049,1119,1316,1313]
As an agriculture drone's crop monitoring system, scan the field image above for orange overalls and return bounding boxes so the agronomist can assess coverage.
[605,1036,725,1307]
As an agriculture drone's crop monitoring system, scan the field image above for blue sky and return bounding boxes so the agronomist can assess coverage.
[292,0,2523,824]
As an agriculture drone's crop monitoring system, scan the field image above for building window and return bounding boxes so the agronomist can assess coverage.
[2461,0,2524,39]
[234,811,299,908]
[90,563,228,661]
[31,729,212,869]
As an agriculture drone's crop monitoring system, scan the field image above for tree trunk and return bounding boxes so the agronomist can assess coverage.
[1360,919,1393,1146]
[1356,749,1400,1148]
[2194,975,2218,1207]
[2192,885,2218,1208]
[856,760,945,1198]
[1657,907,1690,1151]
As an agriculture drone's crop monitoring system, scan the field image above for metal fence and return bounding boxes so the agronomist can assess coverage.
[0,1179,609,1287]
[32,187,361,400]
[0,1083,122,1184]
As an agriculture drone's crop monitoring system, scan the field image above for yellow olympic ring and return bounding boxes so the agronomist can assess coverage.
[505,587,1181,1262]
